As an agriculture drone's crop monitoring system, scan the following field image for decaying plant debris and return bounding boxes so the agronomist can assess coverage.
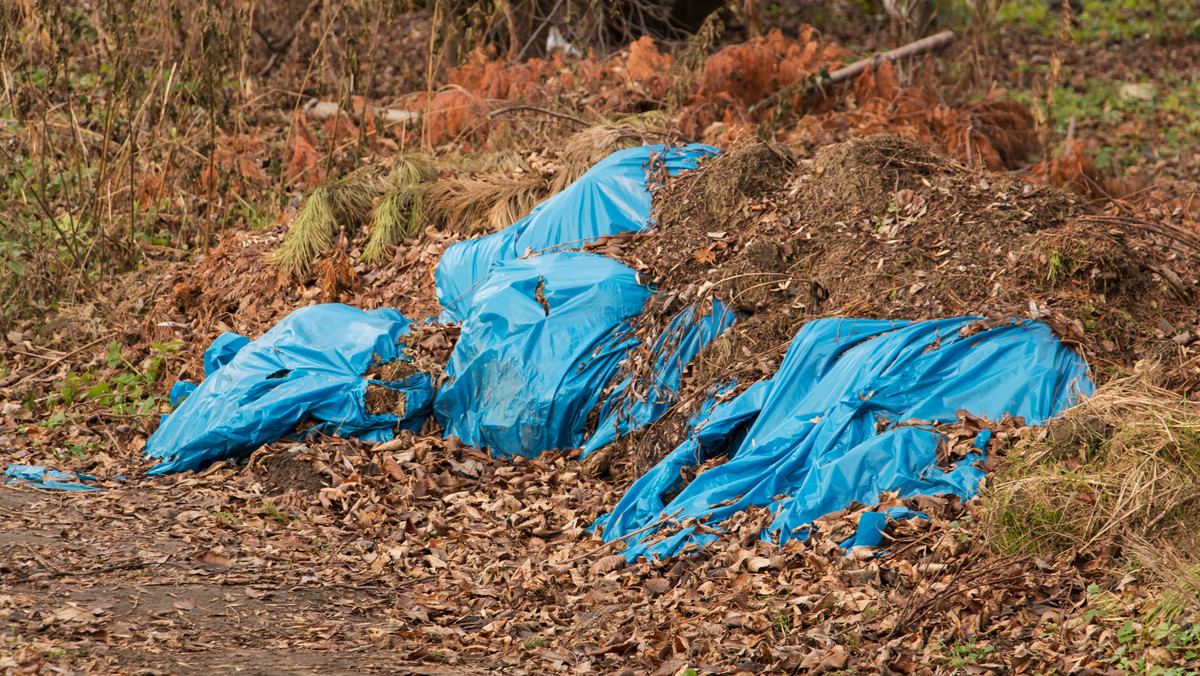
[6,5,1200,674]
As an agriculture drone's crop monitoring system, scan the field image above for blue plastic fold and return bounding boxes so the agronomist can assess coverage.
[433,252,652,457]
[596,317,1093,561]
[436,144,718,321]
[145,304,433,475]
[4,464,100,491]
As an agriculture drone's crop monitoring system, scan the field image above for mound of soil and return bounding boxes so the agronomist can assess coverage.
[603,135,1200,475]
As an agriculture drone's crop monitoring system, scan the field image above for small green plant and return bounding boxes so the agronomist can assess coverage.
[213,511,242,525]
[771,609,792,639]
[262,499,292,525]
[522,635,550,650]
[57,339,185,416]
[946,639,996,667]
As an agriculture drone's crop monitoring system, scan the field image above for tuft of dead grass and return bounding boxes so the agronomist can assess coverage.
[551,125,660,192]
[421,172,552,235]
[981,365,1200,617]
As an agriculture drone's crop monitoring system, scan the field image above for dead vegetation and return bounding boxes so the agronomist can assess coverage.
[982,366,1200,620]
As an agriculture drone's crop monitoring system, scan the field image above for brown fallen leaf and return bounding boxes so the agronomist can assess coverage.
[590,554,626,575]
[196,550,231,568]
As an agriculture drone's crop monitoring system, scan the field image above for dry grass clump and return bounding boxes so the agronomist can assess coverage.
[982,366,1200,617]
[273,124,667,270]
[422,172,552,235]
[550,125,657,191]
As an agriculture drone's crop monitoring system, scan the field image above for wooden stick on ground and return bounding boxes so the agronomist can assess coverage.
[825,30,956,87]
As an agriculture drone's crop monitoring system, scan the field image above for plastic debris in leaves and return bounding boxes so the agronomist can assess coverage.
[593,317,1093,561]
[136,142,1099,565]
[433,251,733,458]
[4,464,100,491]
[145,304,433,475]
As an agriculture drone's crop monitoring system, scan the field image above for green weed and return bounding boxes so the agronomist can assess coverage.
[262,499,292,526]
[522,635,550,650]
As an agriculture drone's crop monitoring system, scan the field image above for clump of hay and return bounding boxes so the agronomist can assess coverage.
[552,125,657,192]
[981,366,1200,618]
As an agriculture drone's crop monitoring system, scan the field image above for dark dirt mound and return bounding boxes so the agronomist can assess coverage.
[256,449,330,495]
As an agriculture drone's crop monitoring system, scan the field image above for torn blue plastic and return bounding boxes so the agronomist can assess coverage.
[839,507,925,551]
[436,144,718,321]
[581,302,736,457]
[434,250,734,459]
[145,304,434,475]
[4,464,100,491]
[433,252,652,458]
[596,317,1093,561]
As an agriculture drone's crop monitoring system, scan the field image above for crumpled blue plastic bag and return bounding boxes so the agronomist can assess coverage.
[433,250,736,459]
[145,304,434,475]
[436,144,718,321]
[595,317,1093,561]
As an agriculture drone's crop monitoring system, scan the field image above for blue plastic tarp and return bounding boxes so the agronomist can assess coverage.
[144,144,729,475]
[594,317,1093,561]
[433,252,647,457]
[145,304,434,475]
[4,464,100,491]
[436,144,717,321]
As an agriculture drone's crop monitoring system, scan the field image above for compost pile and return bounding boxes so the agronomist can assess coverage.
[588,135,1200,477]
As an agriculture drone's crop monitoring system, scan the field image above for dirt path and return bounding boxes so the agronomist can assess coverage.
[0,483,494,674]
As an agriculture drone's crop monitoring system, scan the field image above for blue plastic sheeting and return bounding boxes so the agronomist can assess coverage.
[436,144,718,321]
[434,251,733,459]
[434,252,652,457]
[145,304,434,475]
[4,464,100,491]
[595,317,1093,561]
[839,507,925,551]
[581,302,736,457]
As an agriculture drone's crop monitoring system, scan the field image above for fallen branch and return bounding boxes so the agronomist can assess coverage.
[825,30,956,88]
